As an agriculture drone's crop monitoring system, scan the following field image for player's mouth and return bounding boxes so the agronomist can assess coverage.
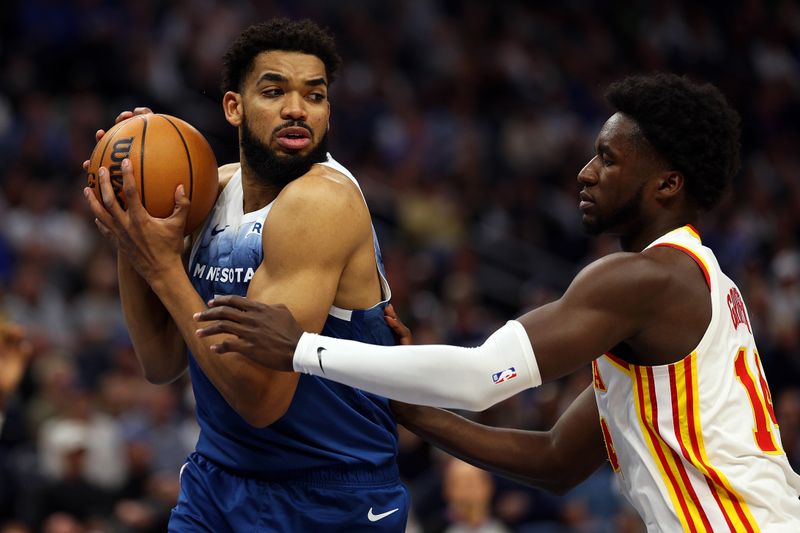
[275,127,312,150]
[579,190,595,210]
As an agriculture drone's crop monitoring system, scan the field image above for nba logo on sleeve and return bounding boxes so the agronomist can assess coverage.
[492,367,517,384]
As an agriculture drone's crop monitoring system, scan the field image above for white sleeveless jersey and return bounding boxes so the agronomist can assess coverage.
[592,225,800,532]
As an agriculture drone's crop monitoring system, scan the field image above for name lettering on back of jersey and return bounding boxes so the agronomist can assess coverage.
[727,287,751,333]
[492,367,517,384]
[192,263,255,283]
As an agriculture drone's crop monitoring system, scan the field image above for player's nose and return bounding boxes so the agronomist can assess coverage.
[577,156,600,186]
[281,92,308,121]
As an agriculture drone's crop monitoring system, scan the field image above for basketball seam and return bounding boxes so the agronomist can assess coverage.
[160,115,194,202]
[140,115,148,209]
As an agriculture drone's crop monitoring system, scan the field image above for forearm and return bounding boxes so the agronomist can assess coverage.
[118,254,187,383]
[294,321,542,411]
[396,386,606,494]
[395,404,570,493]
[149,265,295,427]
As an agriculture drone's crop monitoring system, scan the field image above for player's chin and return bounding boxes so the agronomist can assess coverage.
[580,216,603,236]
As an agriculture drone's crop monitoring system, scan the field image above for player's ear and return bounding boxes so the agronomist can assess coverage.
[655,170,684,201]
[223,92,243,127]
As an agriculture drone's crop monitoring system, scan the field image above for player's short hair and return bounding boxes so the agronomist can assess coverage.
[605,73,741,211]
[221,18,342,93]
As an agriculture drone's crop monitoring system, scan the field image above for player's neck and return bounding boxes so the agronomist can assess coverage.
[239,164,282,213]
[619,214,698,252]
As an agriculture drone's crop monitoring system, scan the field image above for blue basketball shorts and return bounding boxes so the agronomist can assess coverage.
[169,453,409,532]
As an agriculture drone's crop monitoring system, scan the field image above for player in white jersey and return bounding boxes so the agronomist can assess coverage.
[590,224,800,531]
[194,73,800,531]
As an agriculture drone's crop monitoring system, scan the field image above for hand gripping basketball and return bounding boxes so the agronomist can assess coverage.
[85,112,218,235]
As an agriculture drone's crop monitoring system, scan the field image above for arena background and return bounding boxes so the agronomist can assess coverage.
[1,1,799,531]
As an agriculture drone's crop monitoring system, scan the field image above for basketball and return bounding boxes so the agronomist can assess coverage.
[86,113,219,235]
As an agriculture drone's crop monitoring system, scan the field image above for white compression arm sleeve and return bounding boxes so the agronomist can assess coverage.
[293,320,541,411]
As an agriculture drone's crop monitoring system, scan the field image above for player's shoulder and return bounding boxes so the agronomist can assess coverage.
[277,162,364,213]
[586,251,671,280]
[263,163,370,251]
[264,163,370,247]
[570,251,673,305]
[217,163,241,192]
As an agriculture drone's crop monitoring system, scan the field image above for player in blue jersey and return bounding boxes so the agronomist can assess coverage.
[84,19,407,532]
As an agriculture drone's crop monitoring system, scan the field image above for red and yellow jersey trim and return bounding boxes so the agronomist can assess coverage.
[592,360,607,391]
[684,224,701,241]
[651,225,711,289]
[599,416,621,473]
[602,352,631,375]
[631,353,759,532]
[652,242,711,289]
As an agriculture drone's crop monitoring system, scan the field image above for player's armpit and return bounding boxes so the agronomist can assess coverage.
[393,385,607,495]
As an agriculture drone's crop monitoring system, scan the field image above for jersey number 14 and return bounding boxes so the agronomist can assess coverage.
[734,348,782,454]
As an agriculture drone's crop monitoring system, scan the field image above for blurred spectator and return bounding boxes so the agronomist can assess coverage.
[441,458,509,533]
[777,387,800,471]
[35,422,112,528]
[0,320,32,422]
[37,388,127,491]
[0,319,33,521]
[118,382,196,476]
[3,258,72,351]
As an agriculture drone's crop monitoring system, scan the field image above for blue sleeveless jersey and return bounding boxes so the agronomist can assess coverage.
[186,155,398,478]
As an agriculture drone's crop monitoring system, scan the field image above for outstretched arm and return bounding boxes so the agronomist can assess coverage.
[196,296,540,411]
[392,385,608,494]
[195,252,661,410]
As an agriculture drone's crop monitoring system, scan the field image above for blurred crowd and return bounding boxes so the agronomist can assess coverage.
[1,0,799,531]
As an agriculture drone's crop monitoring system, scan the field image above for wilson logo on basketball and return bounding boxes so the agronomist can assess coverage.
[109,137,134,203]
[85,113,219,235]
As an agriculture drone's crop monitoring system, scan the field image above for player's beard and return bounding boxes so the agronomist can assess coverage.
[582,182,645,236]
[240,116,329,189]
